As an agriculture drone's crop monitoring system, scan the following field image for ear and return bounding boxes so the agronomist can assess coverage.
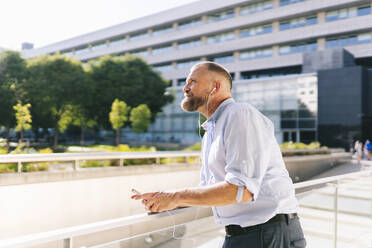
[214,81,221,92]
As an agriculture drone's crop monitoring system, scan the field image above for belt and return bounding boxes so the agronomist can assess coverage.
[225,213,298,237]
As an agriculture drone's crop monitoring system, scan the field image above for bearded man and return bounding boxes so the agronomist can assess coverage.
[132,61,306,248]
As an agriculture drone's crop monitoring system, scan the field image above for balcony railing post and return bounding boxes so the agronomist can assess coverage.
[17,161,22,173]
[156,157,160,164]
[119,159,124,166]
[333,180,339,248]
[63,237,72,248]
[73,160,79,170]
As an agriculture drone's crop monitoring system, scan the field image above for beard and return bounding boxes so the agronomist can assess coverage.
[181,92,208,112]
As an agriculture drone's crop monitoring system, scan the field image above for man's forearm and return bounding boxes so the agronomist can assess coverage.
[175,181,253,207]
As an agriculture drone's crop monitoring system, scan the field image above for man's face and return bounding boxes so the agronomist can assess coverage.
[181,66,212,112]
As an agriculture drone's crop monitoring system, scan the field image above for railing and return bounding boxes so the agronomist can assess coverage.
[1,163,371,248]
[0,151,201,173]
[0,148,341,173]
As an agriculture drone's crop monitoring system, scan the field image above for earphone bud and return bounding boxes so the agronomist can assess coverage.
[210,87,216,95]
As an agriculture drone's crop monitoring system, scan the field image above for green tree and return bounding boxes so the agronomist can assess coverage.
[0,51,27,146]
[67,105,96,145]
[13,102,32,143]
[130,104,151,134]
[109,99,130,146]
[86,55,173,130]
[22,54,86,150]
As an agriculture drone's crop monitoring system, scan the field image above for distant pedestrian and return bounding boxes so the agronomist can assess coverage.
[354,140,362,164]
[366,139,371,160]
[363,140,369,160]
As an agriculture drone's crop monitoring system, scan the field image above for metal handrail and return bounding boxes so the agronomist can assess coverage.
[1,167,371,248]
[0,151,201,172]
[0,151,201,163]
[0,207,203,248]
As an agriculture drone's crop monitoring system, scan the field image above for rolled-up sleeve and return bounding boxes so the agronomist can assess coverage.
[224,107,273,201]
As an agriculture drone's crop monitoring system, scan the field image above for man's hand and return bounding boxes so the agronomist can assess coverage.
[131,191,179,213]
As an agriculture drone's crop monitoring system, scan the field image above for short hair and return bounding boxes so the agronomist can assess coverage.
[193,61,232,90]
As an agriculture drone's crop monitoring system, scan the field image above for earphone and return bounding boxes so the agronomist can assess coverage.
[209,87,216,95]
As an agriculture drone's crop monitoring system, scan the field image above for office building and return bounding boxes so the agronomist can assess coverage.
[22,0,372,147]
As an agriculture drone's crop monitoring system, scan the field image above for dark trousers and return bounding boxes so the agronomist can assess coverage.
[222,216,306,248]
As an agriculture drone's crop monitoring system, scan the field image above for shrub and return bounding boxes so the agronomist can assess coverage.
[22,162,50,172]
[280,141,325,150]
[80,160,111,168]
[38,148,53,154]
[0,147,7,154]
[0,164,16,173]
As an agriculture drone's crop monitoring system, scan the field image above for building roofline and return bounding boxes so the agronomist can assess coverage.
[23,0,252,56]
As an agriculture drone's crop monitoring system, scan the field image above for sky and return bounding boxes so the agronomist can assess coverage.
[0,0,198,51]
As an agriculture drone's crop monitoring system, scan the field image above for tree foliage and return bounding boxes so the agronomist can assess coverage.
[13,102,32,143]
[130,104,151,134]
[86,55,173,129]
[22,54,86,149]
[109,99,130,145]
[0,52,173,147]
[0,51,27,129]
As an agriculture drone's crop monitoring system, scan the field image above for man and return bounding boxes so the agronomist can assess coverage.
[132,62,306,247]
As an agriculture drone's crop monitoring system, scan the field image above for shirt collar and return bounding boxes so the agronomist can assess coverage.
[201,97,235,131]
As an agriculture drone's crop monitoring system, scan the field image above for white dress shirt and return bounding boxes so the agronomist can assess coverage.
[200,98,298,227]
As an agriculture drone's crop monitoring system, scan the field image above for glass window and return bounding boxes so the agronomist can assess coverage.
[349,7,358,17]
[279,46,291,55]
[339,37,349,47]
[153,64,173,72]
[339,9,348,19]
[212,54,234,64]
[326,5,371,22]
[207,32,235,44]
[326,11,339,22]
[306,16,317,25]
[110,37,126,47]
[240,48,272,60]
[326,39,338,48]
[281,110,297,118]
[299,109,314,118]
[129,31,149,42]
[280,0,305,7]
[176,59,200,69]
[327,33,371,48]
[207,9,235,23]
[75,46,89,55]
[280,42,317,55]
[299,120,315,128]
[358,6,371,16]
[240,25,272,38]
[91,42,107,51]
[357,33,372,44]
[280,22,291,31]
[178,39,202,50]
[152,45,173,55]
[281,120,297,128]
[178,18,202,30]
[281,16,317,31]
[152,25,173,36]
[133,49,148,57]
[177,78,186,86]
[348,35,358,45]
[240,1,273,15]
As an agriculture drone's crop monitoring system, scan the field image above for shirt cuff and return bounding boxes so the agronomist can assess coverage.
[225,172,259,201]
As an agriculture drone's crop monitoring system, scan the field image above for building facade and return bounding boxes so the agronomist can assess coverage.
[22,0,372,147]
